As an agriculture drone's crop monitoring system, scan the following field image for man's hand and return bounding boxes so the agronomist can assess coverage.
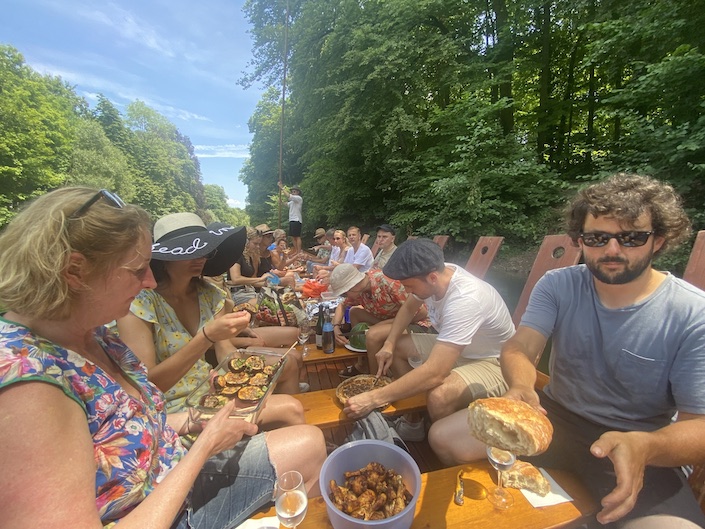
[334,326,349,346]
[590,431,648,525]
[375,346,394,377]
[502,385,545,412]
[343,391,385,420]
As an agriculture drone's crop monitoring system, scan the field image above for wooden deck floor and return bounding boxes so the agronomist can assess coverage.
[303,355,444,474]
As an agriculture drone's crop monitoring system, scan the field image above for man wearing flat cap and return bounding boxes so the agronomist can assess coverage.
[371,224,397,269]
[342,238,515,444]
[278,182,303,255]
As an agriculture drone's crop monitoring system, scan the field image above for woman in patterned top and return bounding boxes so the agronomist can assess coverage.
[118,216,304,414]
[0,188,326,528]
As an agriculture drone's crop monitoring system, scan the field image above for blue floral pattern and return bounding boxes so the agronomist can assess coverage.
[0,317,186,528]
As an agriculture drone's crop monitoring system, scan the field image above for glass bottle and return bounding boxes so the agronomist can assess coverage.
[322,307,335,354]
[315,303,324,349]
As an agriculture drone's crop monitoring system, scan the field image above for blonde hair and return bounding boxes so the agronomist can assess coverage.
[243,227,261,268]
[0,187,151,319]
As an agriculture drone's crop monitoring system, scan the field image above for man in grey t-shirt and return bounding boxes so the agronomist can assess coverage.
[430,174,705,528]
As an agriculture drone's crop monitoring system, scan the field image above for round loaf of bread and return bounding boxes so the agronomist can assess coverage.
[467,397,553,456]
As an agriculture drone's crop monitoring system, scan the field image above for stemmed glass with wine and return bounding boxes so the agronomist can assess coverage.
[275,470,308,528]
[486,445,516,509]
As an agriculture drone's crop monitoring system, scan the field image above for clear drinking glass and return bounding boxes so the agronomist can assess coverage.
[486,445,516,510]
[298,318,311,358]
[275,470,308,528]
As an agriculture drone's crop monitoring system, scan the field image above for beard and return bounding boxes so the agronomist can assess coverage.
[584,250,654,285]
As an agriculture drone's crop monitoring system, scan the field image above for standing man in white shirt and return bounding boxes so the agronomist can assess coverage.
[345,226,374,272]
[278,182,303,254]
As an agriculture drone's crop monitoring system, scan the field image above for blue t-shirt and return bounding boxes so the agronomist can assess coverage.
[521,265,705,431]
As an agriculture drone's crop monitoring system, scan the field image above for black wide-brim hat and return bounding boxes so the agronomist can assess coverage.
[151,212,246,276]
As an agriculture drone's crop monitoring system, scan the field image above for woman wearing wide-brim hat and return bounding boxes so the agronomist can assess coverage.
[117,213,306,421]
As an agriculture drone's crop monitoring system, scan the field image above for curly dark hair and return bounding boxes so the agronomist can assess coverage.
[565,173,691,255]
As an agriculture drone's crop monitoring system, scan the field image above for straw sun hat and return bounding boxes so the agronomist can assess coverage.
[151,212,246,276]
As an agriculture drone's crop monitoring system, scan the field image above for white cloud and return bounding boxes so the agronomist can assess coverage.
[227,198,244,208]
[195,144,250,159]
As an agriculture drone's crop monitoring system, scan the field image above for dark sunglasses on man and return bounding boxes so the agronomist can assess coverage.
[579,231,653,248]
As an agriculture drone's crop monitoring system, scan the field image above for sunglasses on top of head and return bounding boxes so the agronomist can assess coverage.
[69,189,125,219]
[579,231,654,248]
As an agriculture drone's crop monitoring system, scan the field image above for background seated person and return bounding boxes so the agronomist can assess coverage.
[344,226,374,272]
[0,187,326,529]
[301,227,333,274]
[328,264,431,379]
[342,238,515,442]
[427,174,705,528]
[371,223,397,269]
[313,229,351,279]
[227,227,270,305]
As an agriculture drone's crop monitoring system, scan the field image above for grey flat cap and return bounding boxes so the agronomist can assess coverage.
[382,238,444,280]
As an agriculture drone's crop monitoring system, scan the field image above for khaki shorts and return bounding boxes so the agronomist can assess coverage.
[409,334,507,400]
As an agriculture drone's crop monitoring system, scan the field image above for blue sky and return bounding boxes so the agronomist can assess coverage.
[2,0,268,208]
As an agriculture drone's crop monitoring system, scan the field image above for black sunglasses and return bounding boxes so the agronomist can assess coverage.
[69,189,125,219]
[579,231,654,248]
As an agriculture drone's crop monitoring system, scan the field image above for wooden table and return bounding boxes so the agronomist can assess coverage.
[294,388,427,429]
[303,344,360,364]
[255,461,597,528]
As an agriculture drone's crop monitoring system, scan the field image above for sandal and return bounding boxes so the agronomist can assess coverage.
[339,364,366,378]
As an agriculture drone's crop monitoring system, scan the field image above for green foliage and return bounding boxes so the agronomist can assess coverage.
[203,184,250,227]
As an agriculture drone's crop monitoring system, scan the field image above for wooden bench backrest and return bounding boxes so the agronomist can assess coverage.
[513,234,581,327]
[681,230,705,513]
[464,236,504,279]
[433,234,450,250]
[369,239,380,257]
[683,230,705,291]
[361,233,370,245]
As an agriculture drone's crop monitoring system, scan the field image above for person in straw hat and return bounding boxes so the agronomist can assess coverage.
[0,188,325,528]
[117,213,307,420]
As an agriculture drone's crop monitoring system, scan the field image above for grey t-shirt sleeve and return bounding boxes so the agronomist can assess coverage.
[518,272,560,338]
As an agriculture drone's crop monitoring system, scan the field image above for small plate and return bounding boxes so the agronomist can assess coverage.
[345,343,367,353]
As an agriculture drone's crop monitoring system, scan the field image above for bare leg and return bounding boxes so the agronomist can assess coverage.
[428,409,487,465]
[347,309,385,373]
[426,372,476,421]
[266,425,326,496]
[257,394,305,429]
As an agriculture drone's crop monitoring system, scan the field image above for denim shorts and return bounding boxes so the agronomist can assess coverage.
[172,433,276,529]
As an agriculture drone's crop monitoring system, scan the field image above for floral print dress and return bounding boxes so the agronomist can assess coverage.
[0,317,186,528]
[129,281,226,412]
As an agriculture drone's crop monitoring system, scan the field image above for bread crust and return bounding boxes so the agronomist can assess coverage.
[502,460,550,496]
[467,397,553,456]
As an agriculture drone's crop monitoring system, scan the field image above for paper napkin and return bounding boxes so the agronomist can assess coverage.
[520,468,574,508]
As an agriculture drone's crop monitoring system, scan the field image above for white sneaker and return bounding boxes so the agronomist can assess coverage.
[298,382,310,393]
[392,416,425,442]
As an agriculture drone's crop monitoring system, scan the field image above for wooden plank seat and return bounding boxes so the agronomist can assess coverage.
[294,388,427,429]
[253,460,597,528]
[464,236,504,279]
[303,344,360,364]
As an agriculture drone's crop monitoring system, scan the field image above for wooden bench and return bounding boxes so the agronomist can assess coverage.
[294,388,427,429]
[303,344,360,364]
[464,236,504,279]
[680,229,705,513]
[433,234,450,250]
[512,234,581,326]
[254,460,597,528]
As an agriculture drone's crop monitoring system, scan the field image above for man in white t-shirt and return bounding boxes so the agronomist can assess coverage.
[345,226,373,272]
[278,182,303,254]
[342,238,514,440]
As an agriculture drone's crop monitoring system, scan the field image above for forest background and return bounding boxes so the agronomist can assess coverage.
[2,0,704,276]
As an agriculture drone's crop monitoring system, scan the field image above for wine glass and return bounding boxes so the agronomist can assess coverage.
[485,445,516,510]
[298,318,311,358]
[275,470,308,528]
